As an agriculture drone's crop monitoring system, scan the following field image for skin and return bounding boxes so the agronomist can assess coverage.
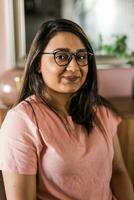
[111,134,134,199]
[2,32,134,199]
[40,32,88,113]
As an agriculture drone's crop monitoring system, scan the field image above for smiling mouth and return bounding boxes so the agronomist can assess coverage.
[63,76,80,82]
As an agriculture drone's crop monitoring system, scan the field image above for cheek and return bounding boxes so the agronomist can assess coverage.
[41,67,54,82]
[40,57,63,75]
[40,65,63,85]
[41,59,56,75]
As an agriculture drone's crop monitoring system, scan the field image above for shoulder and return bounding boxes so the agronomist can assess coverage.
[1,95,39,133]
[96,105,121,122]
[0,95,43,148]
[95,105,122,137]
[6,95,41,121]
[13,95,39,114]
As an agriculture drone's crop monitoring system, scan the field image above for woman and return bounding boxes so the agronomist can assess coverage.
[0,19,133,200]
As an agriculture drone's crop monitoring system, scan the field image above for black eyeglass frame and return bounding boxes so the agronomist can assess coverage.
[42,50,94,67]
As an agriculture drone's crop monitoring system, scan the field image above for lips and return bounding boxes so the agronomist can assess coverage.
[63,76,80,82]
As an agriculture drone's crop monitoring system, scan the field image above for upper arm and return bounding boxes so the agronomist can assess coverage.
[112,134,127,174]
[2,172,36,200]
[0,109,38,174]
[0,109,38,199]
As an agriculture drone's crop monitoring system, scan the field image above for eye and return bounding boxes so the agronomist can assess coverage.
[77,52,88,60]
[55,52,68,61]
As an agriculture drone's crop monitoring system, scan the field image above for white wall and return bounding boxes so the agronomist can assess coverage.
[0,0,15,74]
[0,0,26,75]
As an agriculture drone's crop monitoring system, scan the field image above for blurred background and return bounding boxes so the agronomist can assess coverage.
[0,0,134,102]
[0,0,134,190]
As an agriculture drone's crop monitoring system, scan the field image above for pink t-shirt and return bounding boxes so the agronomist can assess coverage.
[0,95,121,200]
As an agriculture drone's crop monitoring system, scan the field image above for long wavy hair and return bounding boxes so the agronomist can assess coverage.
[16,18,116,134]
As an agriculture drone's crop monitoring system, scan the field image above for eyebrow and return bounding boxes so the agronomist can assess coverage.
[53,48,87,52]
[54,48,70,52]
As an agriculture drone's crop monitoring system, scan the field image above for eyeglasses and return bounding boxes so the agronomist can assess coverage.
[42,49,93,67]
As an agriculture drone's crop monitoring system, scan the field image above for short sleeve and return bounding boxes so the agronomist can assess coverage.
[0,109,37,175]
[106,108,122,137]
[96,106,122,138]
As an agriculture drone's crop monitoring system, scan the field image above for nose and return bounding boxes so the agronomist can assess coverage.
[66,54,79,72]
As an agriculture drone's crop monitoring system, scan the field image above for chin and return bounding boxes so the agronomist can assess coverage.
[62,88,80,94]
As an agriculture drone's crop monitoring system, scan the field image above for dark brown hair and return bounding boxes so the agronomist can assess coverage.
[16,18,117,133]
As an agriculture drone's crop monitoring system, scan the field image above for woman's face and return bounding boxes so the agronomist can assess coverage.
[40,32,89,96]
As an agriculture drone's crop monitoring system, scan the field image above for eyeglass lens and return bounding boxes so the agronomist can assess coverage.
[54,50,92,66]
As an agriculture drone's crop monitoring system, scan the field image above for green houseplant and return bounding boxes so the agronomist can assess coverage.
[98,34,128,59]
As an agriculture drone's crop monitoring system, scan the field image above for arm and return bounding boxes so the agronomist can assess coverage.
[0,109,38,200]
[111,134,134,200]
[2,172,36,200]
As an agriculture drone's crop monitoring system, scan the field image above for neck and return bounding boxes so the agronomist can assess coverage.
[43,89,72,115]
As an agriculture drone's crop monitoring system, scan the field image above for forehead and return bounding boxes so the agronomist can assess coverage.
[44,32,86,51]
